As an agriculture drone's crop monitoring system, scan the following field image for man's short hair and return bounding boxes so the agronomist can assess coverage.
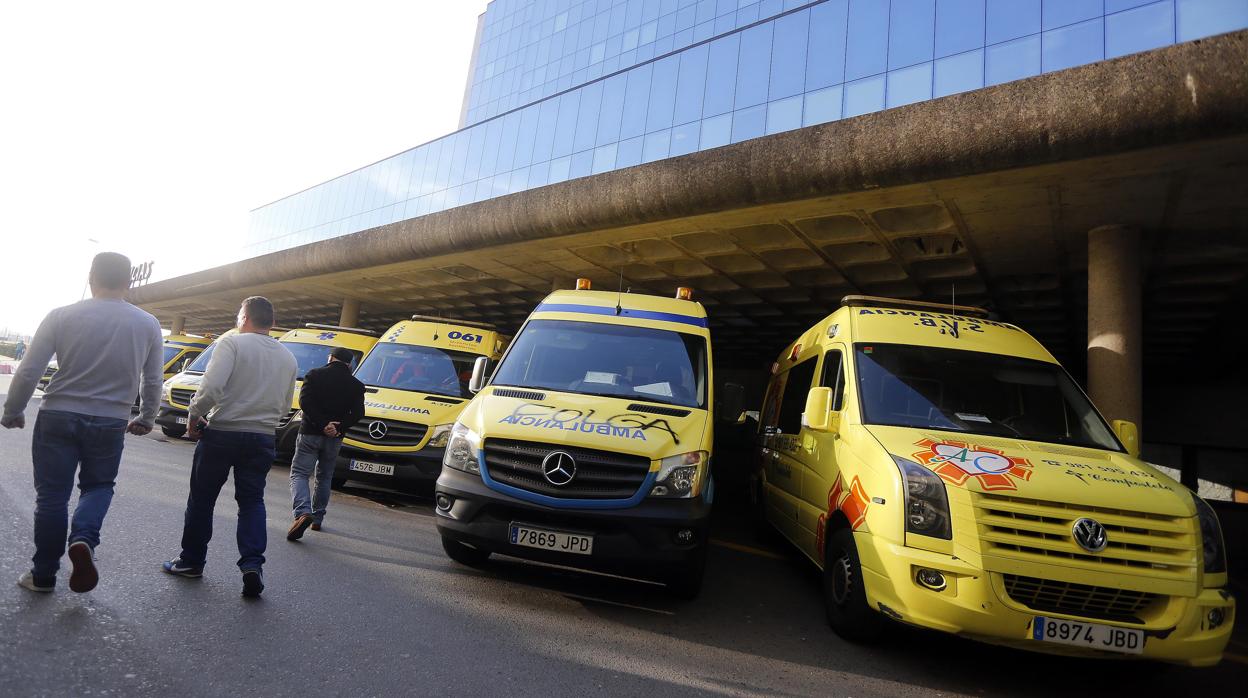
[240,296,275,329]
[90,252,132,290]
[330,347,355,364]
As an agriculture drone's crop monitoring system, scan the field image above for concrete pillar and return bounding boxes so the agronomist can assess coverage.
[171,315,186,336]
[339,298,361,328]
[1087,224,1143,429]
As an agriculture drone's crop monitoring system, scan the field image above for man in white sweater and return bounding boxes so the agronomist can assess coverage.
[161,296,296,598]
[2,252,163,594]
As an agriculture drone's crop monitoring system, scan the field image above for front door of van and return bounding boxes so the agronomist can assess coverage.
[802,349,846,560]
[767,358,817,542]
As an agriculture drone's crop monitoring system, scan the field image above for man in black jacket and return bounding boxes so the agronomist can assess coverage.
[287,347,365,541]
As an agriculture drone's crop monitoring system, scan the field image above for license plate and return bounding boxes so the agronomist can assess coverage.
[509,523,593,556]
[175,417,188,425]
[1033,617,1144,654]
[349,460,395,476]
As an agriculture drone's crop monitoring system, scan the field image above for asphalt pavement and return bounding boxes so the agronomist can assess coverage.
[1,378,1245,697]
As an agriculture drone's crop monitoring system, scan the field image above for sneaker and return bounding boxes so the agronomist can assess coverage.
[286,514,315,541]
[161,558,204,578]
[67,541,98,593]
[241,570,264,598]
[17,571,55,593]
[310,522,322,532]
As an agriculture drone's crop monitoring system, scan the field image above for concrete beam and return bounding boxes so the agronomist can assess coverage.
[130,31,1248,308]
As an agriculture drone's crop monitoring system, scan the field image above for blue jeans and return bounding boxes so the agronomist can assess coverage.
[178,430,275,572]
[289,433,342,523]
[30,410,127,578]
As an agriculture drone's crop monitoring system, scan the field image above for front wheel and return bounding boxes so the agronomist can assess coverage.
[824,528,887,642]
[441,535,490,567]
[161,425,186,438]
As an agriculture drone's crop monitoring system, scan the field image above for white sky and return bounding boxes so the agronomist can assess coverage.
[0,1,487,337]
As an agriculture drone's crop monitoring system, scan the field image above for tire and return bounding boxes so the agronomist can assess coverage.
[441,535,490,567]
[330,478,347,490]
[161,426,186,438]
[664,545,708,600]
[824,527,887,642]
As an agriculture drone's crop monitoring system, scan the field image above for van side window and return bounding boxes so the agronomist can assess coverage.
[777,359,817,434]
[821,350,845,411]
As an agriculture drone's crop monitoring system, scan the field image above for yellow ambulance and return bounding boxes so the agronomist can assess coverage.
[334,316,509,491]
[434,281,723,598]
[274,324,378,459]
[754,295,1233,665]
[155,327,290,438]
[38,333,212,393]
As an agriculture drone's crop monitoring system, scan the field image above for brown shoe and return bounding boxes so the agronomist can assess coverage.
[287,514,314,541]
[310,523,322,532]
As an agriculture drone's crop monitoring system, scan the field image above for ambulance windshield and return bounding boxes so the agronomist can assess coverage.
[492,319,707,409]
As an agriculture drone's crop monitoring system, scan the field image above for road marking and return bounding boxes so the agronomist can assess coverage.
[710,538,786,561]
[563,593,675,616]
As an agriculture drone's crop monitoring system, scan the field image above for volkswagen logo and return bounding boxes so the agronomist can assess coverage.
[367,420,388,440]
[541,451,577,487]
[1072,517,1108,553]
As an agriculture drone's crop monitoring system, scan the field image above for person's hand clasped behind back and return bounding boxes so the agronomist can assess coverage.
[1,414,25,429]
[322,421,341,438]
[186,417,207,441]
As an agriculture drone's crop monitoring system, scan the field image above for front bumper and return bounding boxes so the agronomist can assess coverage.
[334,444,446,491]
[855,534,1236,666]
[434,467,710,581]
[155,404,189,429]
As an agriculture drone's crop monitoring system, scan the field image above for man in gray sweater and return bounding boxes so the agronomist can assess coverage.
[2,252,164,594]
[162,296,297,598]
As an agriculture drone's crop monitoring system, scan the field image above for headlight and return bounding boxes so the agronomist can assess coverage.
[893,455,951,540]
[1192,493,1227,574]
[161,380,174,402]
[650,451,709,498]
[427,423,454,449]
[441,422,481,475]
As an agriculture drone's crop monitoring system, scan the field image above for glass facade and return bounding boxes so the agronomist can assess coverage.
[244,0,1248,258]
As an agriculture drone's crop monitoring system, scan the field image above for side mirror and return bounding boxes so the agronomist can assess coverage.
[802,387,833,431]
[468,356,490,394]
[718,382,745,423]
[1112,419,1140,458]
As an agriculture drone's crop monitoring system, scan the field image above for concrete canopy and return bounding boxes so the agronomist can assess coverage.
[132,32,1248,377]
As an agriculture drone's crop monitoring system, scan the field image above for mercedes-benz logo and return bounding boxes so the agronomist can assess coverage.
[367,420,388,440]
[1072,517,1108,553]
[541,451,577,487]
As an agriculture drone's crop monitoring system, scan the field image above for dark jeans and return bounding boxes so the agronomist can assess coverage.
[178,430,275,572]
[30,410,127,578]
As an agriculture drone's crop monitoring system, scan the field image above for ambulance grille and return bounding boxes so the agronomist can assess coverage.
[973,493,1198,581]
[1003,574,1159,623]
[625,403,691,417]
[42,366,58,378]
[345,418,428,447]
[483,439,650,499]
[170,389,197,407]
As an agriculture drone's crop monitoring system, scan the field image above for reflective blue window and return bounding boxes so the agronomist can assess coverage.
[700,112,733,149]
[621,64,653,139]
[935,0,984,58]
[769,10,809,100]
[1106,1,1175,58]
[531,99,560,164]
[674,43,709,125]
[597,73,628,146]
[575,82,604,153]
[887,61,933,107]
[846,0,889,80]
[986,34,1041,86]
[570,150,595,179]
[617,135,645,167]
[670,120,701,155]
[934,48,984,96]
[514,105,540,168]
[731,104,767,142]
[549,155,571,184]
[704,33,740,116]
[1043,18,1104,73]
[807,0,848,89]
[592,143,618,173]
[804,85,843,125]
[766,95,803,133]
[1177,0,1248,41]
[1107,0,1160,11]
[1047,0,1104,30]
[844,74,885,117]
[889,0,936,70]
[647,55,680,132]
[735,23,773,108]
[643,129,672,162]
[986,0,1041,44]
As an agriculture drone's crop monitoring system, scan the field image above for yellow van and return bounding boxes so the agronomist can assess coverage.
[754,295,1233,666]
[37,333,212,393]
[434,281,724,598]
[274,324,379,459]
[334,316,509,491]
[155,327,290,438]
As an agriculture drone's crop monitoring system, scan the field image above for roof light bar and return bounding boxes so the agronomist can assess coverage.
[575,278,592,290]
[305,323,379,337]
[409,315,498,331]
[840,295,990,319]
[675,287,694,300]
